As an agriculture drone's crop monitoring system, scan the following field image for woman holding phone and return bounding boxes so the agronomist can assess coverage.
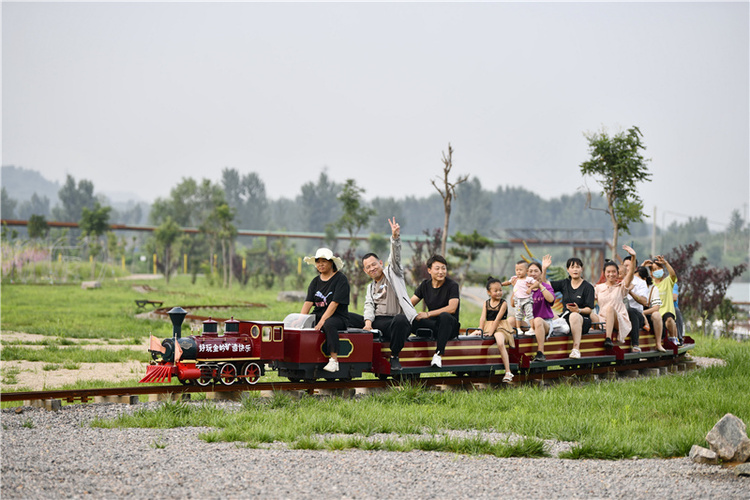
[549,257,598,359]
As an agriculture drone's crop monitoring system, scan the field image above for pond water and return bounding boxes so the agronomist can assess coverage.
[727,281,749,302]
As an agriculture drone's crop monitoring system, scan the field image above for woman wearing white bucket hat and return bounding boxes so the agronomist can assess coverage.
[300,248,350,373]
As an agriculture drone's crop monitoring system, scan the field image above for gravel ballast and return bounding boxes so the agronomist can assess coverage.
[2,402,748,499]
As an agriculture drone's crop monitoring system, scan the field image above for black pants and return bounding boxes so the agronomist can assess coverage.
[626,307,642,347]
[348,313,409,357]
[411,312,459,355]
[317,314,347,356]
[675,306,684,340]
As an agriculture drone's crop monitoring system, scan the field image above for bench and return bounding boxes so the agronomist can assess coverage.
[135,299,164,311]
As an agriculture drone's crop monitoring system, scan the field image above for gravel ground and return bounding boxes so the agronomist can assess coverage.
[2,402,748,499]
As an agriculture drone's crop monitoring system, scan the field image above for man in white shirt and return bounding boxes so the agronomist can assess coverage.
[621,256,647,352]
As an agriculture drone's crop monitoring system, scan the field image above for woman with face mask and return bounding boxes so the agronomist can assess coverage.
[643,255,679,346]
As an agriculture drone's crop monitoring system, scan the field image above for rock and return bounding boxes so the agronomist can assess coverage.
[689,445,718,465]
[277,291,306,302]
[706,413,750,462]
[81,281,101,290]
[734,463,750,476]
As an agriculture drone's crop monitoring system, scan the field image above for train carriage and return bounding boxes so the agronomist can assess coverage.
[276,328,374,382]
[141,307,695,386]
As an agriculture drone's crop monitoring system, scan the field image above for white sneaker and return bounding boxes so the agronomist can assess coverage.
[526,329,535,337]
[431,353,442,368]
[502,372,514,383]
[323,359,339,372]
[569,348,581,359]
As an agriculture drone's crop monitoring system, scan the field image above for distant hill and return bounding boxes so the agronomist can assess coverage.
[1,165,61,204]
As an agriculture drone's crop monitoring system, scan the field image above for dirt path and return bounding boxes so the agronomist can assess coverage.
[1,360,146,391]
[1,332,151,391]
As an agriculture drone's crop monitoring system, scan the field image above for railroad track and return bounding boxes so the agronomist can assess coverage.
[1,356,688,404]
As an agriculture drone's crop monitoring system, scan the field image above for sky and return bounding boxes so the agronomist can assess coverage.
[2,1,748,231]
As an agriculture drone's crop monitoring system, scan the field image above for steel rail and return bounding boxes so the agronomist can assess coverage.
[0,355,688,404]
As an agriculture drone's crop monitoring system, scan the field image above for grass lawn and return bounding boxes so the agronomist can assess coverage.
[1,275,482,339]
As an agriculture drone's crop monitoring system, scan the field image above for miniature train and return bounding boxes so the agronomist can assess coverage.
[140,306,695,385]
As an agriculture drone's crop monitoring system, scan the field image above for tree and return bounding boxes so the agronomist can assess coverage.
[336,179,375,245]
[107,232,126,266]
[335,179,375,308]
[221,168,268,230]
[432,143,468,256]
[267,198,303,231]
[213,203,237,288]
[454,177,492,234]
[1,187,17,219]
[18,193,51,220]
[299,170,341,232]
[110,202,144,225]
[368,197,405,233]
[150,177,229,282]
[727,209,745,233]
[579,126,652,258]
[79,202,111,278]
[666,241,747,334]
[448,230,493,285]
[54,175,96,222]
[27,215,49,240]
[725,209,748,255]
[154,217,182,284]
[265,238,296,290]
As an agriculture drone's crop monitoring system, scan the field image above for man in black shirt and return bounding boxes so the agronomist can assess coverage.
[410,255,460,368]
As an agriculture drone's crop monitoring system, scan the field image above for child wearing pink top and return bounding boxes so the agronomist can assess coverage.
[503,261,536,336]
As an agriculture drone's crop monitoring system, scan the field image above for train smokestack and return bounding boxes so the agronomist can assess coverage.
[168,306,187,339]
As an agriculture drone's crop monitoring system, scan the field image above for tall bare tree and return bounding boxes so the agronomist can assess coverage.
[431,143,468,256]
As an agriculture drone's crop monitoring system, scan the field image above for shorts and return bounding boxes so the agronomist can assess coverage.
[493,319,513,334]
[563,312,593,335]
[662,312,676,329]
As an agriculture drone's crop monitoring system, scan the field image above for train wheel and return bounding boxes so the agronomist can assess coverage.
[196,366,213,387]
[242,363,261,385]
[219,364,238,385]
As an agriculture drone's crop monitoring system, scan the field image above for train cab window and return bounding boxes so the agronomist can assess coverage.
[273,326,283,342]
[262,326,272,342]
